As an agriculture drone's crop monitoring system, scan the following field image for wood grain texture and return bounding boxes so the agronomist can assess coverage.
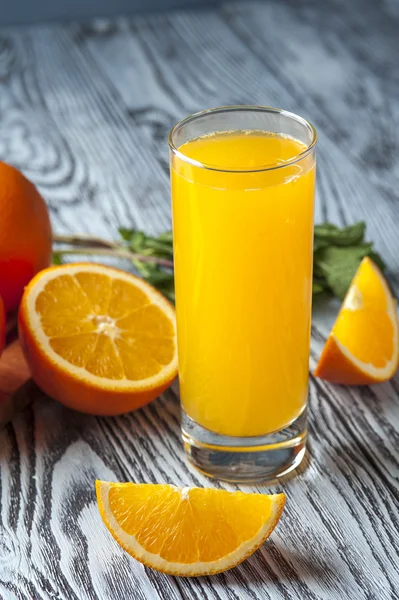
[0,0,399,598]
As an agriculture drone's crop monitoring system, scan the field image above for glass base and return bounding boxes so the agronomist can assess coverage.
[181,409,307,483]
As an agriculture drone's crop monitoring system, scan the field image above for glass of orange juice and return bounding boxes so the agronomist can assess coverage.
[169,106,317,482]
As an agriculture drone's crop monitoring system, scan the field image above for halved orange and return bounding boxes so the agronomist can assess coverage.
[96,480,285,576]
[18,263,177,414]
[314,257,399,384]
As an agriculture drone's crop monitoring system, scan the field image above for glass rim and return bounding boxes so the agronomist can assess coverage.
[168,105,317,173]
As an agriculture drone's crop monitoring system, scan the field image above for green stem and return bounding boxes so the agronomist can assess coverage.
[54,246,174,268]
[53,233,118,249]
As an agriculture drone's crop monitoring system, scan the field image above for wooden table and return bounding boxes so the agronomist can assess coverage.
[0,1,398,598]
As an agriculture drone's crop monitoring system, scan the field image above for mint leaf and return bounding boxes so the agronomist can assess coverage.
[118,228,148,253]
[313,221,386,299]
[314,222,365,247]
[144,269,174,286]
[143,238,174,258]
[119,227,174,258]
[129,231,146,253]
[157,231,173,243]
[132,259,175,301]
[313,239,330,253]
[52,251,63,265]
[118,227,135,242]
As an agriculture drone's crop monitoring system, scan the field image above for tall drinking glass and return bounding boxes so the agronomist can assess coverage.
[169,106,317,482]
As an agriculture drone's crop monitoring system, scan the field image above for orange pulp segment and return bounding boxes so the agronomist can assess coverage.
[96,480,285,576]
[18,263,177,414]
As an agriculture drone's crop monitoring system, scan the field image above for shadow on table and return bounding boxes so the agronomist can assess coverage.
[183,540,343,592]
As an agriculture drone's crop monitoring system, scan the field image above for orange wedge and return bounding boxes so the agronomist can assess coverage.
[314,257,399,384]
[18,263,177,414]
[96,480,285,576]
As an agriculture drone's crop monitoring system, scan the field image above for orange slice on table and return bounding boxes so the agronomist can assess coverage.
[96,480,285,576]
[314,257,399,385]
[18,263,177,415]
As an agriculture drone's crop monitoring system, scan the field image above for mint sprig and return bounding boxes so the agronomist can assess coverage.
[118,228,175,301]
[313,222,385,299]
[53,222,386,303]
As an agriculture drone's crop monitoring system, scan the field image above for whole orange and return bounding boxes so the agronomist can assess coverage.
[0,162,52,312]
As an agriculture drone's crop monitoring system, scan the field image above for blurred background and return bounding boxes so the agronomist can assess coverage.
[1,0,220,26]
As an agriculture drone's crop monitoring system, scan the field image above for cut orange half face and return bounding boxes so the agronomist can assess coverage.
[18,263,177,414]
[96,480,285,577]
[314,257,399,385]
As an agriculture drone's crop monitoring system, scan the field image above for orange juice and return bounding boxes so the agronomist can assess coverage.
[171,131,315,438]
